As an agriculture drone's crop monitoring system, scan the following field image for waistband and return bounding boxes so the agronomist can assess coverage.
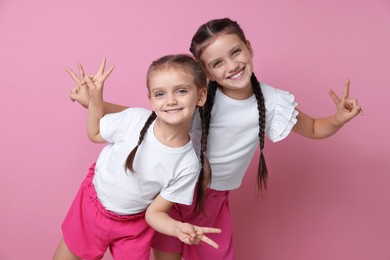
[85,163,146,222]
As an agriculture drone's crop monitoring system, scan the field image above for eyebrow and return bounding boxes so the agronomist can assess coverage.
[150,84,192,92]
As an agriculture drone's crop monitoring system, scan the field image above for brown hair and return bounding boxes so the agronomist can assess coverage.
[190,18,268,191]
[125,54,212,211]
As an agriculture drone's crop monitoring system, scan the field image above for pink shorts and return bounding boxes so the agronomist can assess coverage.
[61,164,154,260]
[152,187,234,260]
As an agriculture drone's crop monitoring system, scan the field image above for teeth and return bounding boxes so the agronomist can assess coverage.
[166,108,182,113]
[230,69,243,79]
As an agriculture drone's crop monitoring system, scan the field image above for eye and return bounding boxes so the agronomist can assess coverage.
[211,60,223,68]
[153,92,165,98]
[232,48,241,56]
[176,89,188,95]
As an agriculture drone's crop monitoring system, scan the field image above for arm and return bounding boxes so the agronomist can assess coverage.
[66,62,128,114]
[82,58,115,143]
[292,79,363,139]
[146,195,222,249]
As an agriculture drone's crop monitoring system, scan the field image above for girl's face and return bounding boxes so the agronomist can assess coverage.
[148,68,206,127]
[200,33,254,100]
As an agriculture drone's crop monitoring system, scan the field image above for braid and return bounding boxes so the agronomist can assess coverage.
[193,81,218,214]
[251,73,268,191]
[125,112,157,172]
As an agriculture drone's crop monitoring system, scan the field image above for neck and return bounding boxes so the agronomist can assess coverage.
[153,119,191,147]
[219,84,253,100]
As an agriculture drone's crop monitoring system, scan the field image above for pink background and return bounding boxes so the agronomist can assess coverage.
[1,0,389,259]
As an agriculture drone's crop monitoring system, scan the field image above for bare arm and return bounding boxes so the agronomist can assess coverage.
[102,102,128,114]
[70,58,115,143]
[85,76,105,143]
[292,79,363,139]
[146,195,222,249]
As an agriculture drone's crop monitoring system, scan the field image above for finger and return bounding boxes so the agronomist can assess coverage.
[200,227,222,234]
[327,88,341,105]
[70,86,79,94]
[65,67,81,82]
[78,63,85,78]
[101,64,115,81]
[353,105,363,116]
[347,98,358,109]
[188,236,201,245]
[342,79,350,100]
[97,57,106,76]
[357,106,364,116]
[84,75,95,89]
[200,235,219,249]
[69,92,78,102]
[348,99,364,116]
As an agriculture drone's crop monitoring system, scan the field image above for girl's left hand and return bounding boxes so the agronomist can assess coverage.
[65,63,90,108]
[176,223,222,249]
[327,79,363,125]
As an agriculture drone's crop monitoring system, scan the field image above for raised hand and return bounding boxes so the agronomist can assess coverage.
[176,222,222,249]
[65,58,115,107]
[327,79,363,126]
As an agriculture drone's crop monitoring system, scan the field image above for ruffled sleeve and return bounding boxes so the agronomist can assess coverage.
[262,83,299,142]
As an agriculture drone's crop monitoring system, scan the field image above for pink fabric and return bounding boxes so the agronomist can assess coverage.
[152,188,234,260]
[61,165,154,260]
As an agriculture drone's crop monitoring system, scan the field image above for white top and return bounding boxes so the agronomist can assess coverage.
[191,82,298,190]
[93,108,200,215]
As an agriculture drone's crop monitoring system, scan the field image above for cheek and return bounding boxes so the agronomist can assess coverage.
[149,99,160,110]
[207,70,221,81]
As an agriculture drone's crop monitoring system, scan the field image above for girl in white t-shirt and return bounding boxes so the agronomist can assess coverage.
[68,19,362,260]
[151,18,363,260]
[53,54,221,260]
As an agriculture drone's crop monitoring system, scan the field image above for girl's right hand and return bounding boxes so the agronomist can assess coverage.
[176,222,222,249]
[85,57,115,98]
[65,58,114,107]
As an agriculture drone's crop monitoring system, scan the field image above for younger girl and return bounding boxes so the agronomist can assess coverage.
[69,18,362,260]
[53,54,221,260]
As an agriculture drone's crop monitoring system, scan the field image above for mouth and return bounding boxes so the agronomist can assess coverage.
[227,67,245,80]
[164,108,184,113]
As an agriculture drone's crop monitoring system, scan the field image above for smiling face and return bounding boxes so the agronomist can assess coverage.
[148,67,206,127]
[200,33,254,100]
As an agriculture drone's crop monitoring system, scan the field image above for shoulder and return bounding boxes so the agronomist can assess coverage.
[259,82,295,109]
[117,107,152,120]
[260,82,292,98]
[103,107,152,129]
[121,107,151,116]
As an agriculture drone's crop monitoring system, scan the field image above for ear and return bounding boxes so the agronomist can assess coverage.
[196,87,208,106]
[246,40,254,57]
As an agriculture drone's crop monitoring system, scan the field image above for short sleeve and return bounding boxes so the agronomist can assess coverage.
[159,166,199,205]
[262,83,299,142]
[100,111,127,143]
[100,108,150,143]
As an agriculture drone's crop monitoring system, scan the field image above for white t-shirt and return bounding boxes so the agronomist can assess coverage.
[191,82,298,191]
[93,108,200,215]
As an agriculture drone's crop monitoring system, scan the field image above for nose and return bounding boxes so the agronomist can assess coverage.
[167,93,178,105]
[226,58,239,72]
